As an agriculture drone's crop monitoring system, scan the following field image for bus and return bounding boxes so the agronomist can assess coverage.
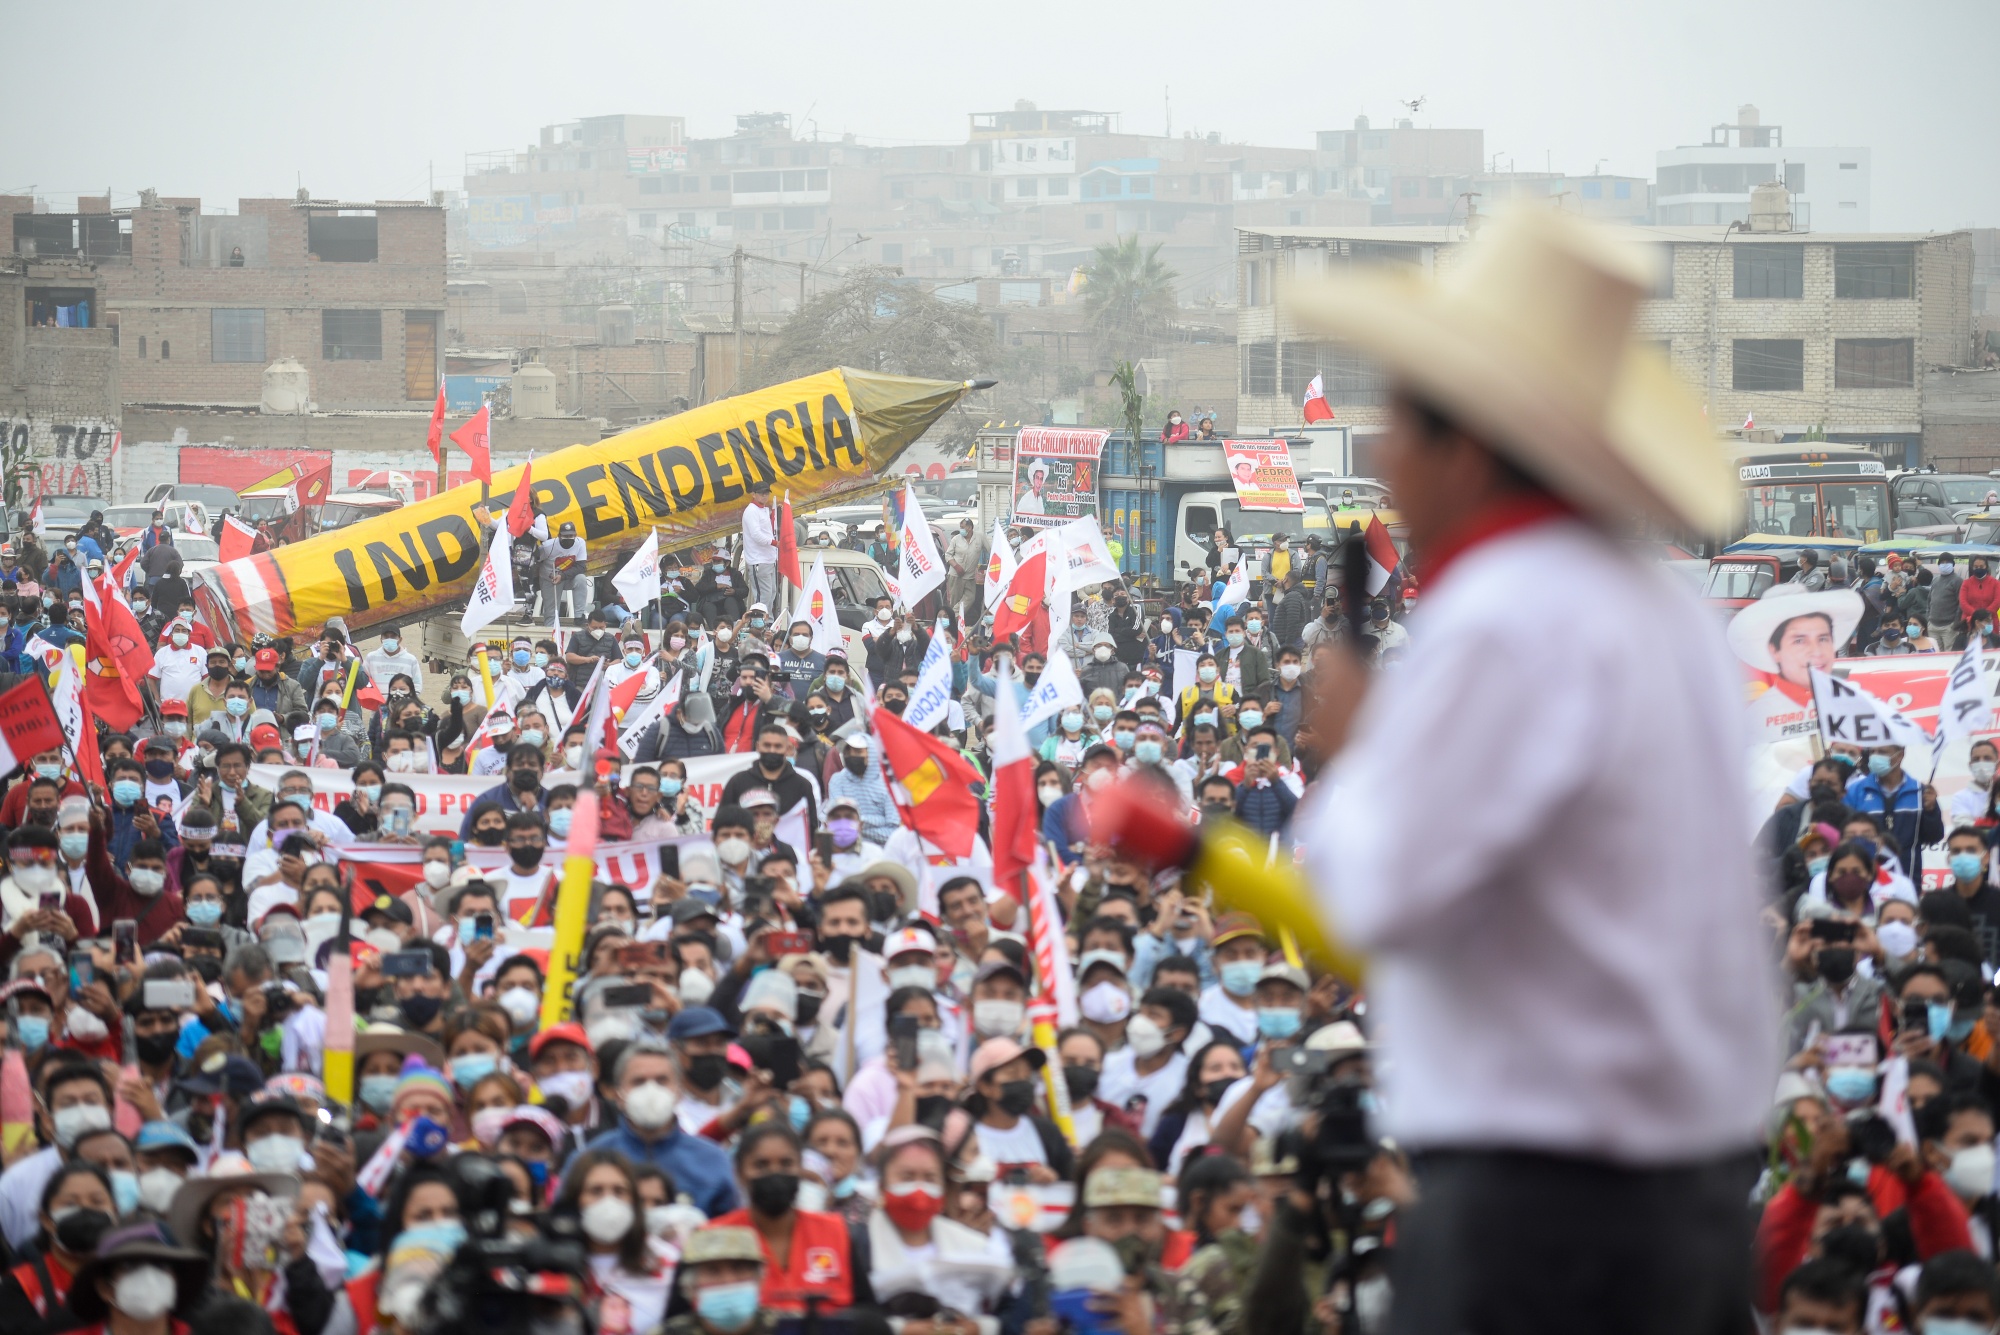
[1733,443,1892,546]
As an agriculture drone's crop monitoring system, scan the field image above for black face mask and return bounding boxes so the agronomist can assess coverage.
[509,842,546,870]
[795,991,825,1027]
[1818,945,1857,985]
[1199,802,1233,822]
[1819,1222,1881,1275]
[136,1030,179,1067]
[1063,1065,1100,1102]
[820,933,859,963]
[809,710,828,727]
[883,697,908,716]
[188,954,223,983]
[509,768,542,794]
[996,1079,1036,1116]
[400,993,444,1028]
[757,752,788,774]
[914,1094,952,1129]
[144,759,175,780]
[683,1053,728,1091]
[844,755,868,776]
[749,1172,801,1217]
[1979,569,1991,579]
[1201,1078,1237,1107]
[471,827,506,847]
[1023,672,1041,688]
[870,890,901,922]
[54,1207,113,1256]
[1808,781,1842,803]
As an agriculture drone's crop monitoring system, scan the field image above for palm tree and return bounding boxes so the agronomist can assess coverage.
[1083,235,1178,364]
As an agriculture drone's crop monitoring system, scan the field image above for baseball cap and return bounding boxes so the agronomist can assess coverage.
[973,959,1028,991]
[159,698,188,717]
[254,648,280,670]
[666,1006,734,1041]
[1083,1167,1164,1209]
[969,1036,1045,1084]
[685,1226,765,1266]
[884,927,938,959]
[527,1022,593,1060]
[1256,962,1309,993]
[1210,912,1267,951]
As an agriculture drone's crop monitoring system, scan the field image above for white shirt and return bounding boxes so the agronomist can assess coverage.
[972,1117,1047,1168]
[1303,519,1776,1163]
[1097,1046,1188,1138]
[741,501,778,565]
[1953,783,1991,826]
[150,645,207,703]
[0,1146,60,1249]
[1198,985,1258,1046]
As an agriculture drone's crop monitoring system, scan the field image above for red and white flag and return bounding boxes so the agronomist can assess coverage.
[612,528,661,611]
[459,522,514,636]
[1024,852,1079,1028]
[1743,411,1756,430]
[27,498,45,540]
[989,659,1039,898]
[451,405,493,485]
[982,519,1018,612]
[0,678,66,779]
[218,514,260,563]
[1363,512,1401,595]
[990,547,1050,645]
[425,382,447,468]
[795,556,843,656]
[616,671,681,757]
[80,570,152,732]
[1302,372,1335,424]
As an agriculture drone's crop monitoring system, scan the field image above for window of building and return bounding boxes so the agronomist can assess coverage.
[498,286,527,315]
[1614,181,1632,199]
[1840,162,1858,170]
[882,243,903,264]
[323,309,383,361]
[26,287,93,327]
[1429,178,1447,198]
[1835,338,1914,388]
[1048,178,1070,197]
[638,179,662,194]
[1281,342,1383,404]
[1242,341,1277,396]
[137,336,146,359]
[1399,178,1420,197]
[782,208,816,229]
[759,212,779,230]
[1581,180,1602,199]
[1835,244,1915,299]
[638,213,657,230]
[160,339,170,360]
[1017,178,1038,198]
[711,175,730,190]
[791,149,811,165]
[1733,246,1803,299]
[577,153,590,168]
[1287,209,1305,225]
[1650,246,1676,299]
[734,171,782,192]
[211,309,265,363]
[1784,163,1806,194]
[1131,177,1152,196]
[1733,339,1804,391]
[307,213,379,263]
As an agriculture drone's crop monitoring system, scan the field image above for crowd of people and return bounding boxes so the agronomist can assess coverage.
[0,485,1419,1335]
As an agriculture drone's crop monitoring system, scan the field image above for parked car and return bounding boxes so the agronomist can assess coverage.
[316,492,402,533]
[1891,471,2000,523]
[144,482,242,512]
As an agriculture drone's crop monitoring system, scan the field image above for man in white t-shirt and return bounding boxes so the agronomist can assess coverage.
[740,483,780,612]
[1196,913,1268,1046]
[150,626,207,704]
[1096,986,1197,1138]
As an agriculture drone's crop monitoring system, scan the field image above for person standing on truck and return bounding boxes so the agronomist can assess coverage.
[740,481,780,612]
[945,517,980,627]
[1789,548,1827,591]
[538,521,590,621]
[1932,554,1965,648]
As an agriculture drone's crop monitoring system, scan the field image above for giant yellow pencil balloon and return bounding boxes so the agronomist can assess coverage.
[189,369,989,641]
[541,788,600,1029]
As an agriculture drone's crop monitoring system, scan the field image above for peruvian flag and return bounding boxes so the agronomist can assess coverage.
[777,495,802,590]
[1743,411,1756,430]
[451,405,493,485]
[616,670,682,756]
[1363,512,1401,595]
[79,570,152,731]
[873,706,982,859]
[505,459,536,538]
[425,382,447,467]
[0,678,66,780]
[218,514,260,562]
[982,519,1017,611]
[1302,372,1335,424]
[990,547,1049,645]
[27,498,45,540]
[989,660,1039,899]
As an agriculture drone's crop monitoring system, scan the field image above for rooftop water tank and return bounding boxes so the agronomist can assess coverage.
[512,360,560,419]
[1748,181,1795,233]
[597,304,635,347]
[260,357,311,414]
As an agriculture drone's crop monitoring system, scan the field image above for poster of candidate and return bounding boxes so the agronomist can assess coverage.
[1222,441,1305,513]
[1011,427,1108,529]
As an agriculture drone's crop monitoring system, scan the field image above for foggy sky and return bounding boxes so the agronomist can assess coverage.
[4,0,1993,232]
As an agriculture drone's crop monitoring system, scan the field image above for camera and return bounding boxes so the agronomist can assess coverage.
[416,1155,593,1335]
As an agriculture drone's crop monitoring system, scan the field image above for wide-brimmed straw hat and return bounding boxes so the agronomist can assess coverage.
[1726,587,1864,673]
[1281,208,1733,533]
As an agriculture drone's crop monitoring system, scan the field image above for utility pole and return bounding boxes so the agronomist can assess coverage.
[732,246,745,393]
[798,261,807,311]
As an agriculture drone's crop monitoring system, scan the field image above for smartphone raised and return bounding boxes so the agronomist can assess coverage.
[600,983,655,1011]
[890,1014,920,1074]
[142,978,197,1010]
[379,950,433,979]
[762,930,813,958]
[113,919,138,966]
[1810,918,1859,944]
[614,942,670,971]
[473,911,494,941]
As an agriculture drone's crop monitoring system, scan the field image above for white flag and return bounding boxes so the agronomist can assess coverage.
[1808,666,1936,757]
[1020,645,1086,732]
[612,528,661,612]
[1215,562,1251,613]
[1939,640,1994,742]
[617,669,682,757]
[983,519,1018,612]
[904,631,954,733]
[894,482,948,608]
[796,556,844,656]
[460,524,516,636]
[1050,514,1122,593]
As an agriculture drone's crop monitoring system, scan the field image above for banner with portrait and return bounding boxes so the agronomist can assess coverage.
[1221,441,1304,513]
[1010,428,1107,530]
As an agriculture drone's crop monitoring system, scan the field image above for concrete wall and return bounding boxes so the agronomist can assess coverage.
[0,259,122,501]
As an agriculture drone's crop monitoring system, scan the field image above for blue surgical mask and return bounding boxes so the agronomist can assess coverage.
[624,652,643,668]
[518,728,546,749]
[233,656,250,673]
[1093,704,1114,723]
[1825,1066,1878,1104]
[532,651,548,667]
[1257,1007,1302,1040]
[1238,710,1265,730]
[450,1054,499,1091]
[1135,740,1163,765]
[788,1094,811,1132]
[1951,852,1985,883]
[1807,855,1831,878]
[513,649,531,667]
[359,784,382,803]
[451,688,472,705]
[316,713,338,731]
[35,762,62,781]
[1113,730,1137,750]
[548,809,574,837]
[111,1169,141,1217]
[15,1014,49,1051]
[1930,1002,1956,1043]
[1061,711,1084,733]
[187,900,223,925]
[393,1221,468,1256]
[111,779,143,807]
[660,778,684,797]
[1948,1014,1979,1044]
[695,1283,761,1332]
[1868,753,1893,777]
[359,1073,398,1113]
[59,833,88,861]
[1219,960,1263,997]
[225,697,249,716]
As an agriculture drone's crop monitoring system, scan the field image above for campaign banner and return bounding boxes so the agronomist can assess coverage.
[1221,440,1304,513]
[251,751,755,837]
[1010,427,1107,530]
[462,834,715,912]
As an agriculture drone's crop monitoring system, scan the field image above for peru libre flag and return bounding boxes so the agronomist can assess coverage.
[777,495,802,589]
[990,547,1049,644]
[425,381,447,467]
[451,405,493,484]
[872,706,981,859]
[80,572,152,731]
[1363,512,1402,595]
[989,660,1039,899]
[1302,373,1335,424]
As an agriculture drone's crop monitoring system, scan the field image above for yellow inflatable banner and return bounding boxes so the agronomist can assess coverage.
[190,367,982,641]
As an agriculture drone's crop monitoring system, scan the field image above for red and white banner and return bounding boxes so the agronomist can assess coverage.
[251,752,756,837]
[1221,440,1304,513]
[333,835,716,920]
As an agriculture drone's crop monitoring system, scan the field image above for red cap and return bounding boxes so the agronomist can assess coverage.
[527,1021,592,1060]
[250,722,283,750]
[254,647,280,670]
[159,698,188,716]
[1088,777,1198,871]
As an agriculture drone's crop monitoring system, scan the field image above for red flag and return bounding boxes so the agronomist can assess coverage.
[608,670,649,732]
[451,406,492,485]
[872,706,982,859]
[79,573,152,732]
[777,495,802,589]
[990,548,1049,644]
[988,662,1039,898]
[506,460,536,539]
[110,544,142,588]
[219,514,260,562]
[425,382,447,468]
[0,678,67,776]
[71,684,107,796]
[1302,372,1335,424]
[1363,512,1401,595]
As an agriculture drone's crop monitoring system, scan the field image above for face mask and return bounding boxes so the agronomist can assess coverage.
[508,767,542,794]
[452,688,472,705]
[1219,959,1263,997]
[624,1079,678,1130]
[974,998,1024,1036]
[1063,1064,1102,1103]
[1080,980,1132,1025]
[1930,1001,1958,1043]
[887,965,934,992]
[1278,663,1302,683]
[1238,710,1265,730]
[35,761,63,781]
[129,867,166,897]
[450,1053,498,1091]
[1113,729,1137,751]
[825,673,846,693]
[138,1167,184,1215]
[1198,666,1218,684]
[1160,619,1175,633]
[233,655,250,672]
[58,832,88,861]
[1257,1007,1302,1040]
[1825,1066,1877,1105]
[187,899,224,926]
[513,649,532,668]
[1877,919,1919,960]
[882,1179,945,1232]
[15,1014,48,1051]
[1061,711,1084,733]
[1092,645,1113,663]
[1806,855,1831,878]
[1225,632,1243,648]
[1039,783,1064,805]
[1952,851,1986,883]
[1245,619,1263,634]
[247,1133,304,1175]
[580,1195,635,1244]
[1126,1013,1167,1059]
[359,1073,399,1113]
[314,713,338,731]
[696,1282,762,1332]
[1947,1141,1998,1204]
[499,986,540,1026]
[749,1172,800,1216]
[538,1069,594,1109]
[112,779,143,806]
[1868,753,1893,777]
[624,651,644,669]
[1817,945,1857,985]
[996,1078,1036,1116]
[876,608,893,625]
[112,1265,178,1322]
[54,1102,112,1149]
[171,630,190,647]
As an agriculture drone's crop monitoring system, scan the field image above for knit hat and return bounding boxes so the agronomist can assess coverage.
[390,1055,453,1112]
